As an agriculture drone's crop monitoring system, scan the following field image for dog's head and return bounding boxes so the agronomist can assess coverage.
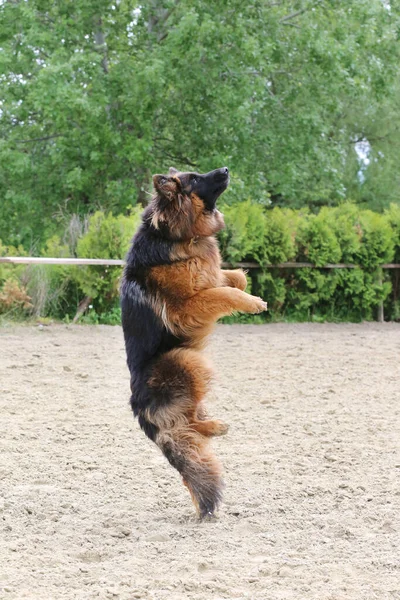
[149,167,229,240]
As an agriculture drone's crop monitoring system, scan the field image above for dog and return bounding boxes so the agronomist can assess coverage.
[120,166,268,518]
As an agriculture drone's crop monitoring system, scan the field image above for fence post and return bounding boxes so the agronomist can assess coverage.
[377,271,384,323]
[377,301,384,323]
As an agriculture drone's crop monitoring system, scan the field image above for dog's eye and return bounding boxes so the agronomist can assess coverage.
[192,176,198,185]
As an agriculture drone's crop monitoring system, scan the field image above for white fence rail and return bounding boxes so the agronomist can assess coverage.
[1,256,400,269]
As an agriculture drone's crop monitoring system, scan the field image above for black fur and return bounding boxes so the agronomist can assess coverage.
[120,217,183,434]
[188,167,229,211]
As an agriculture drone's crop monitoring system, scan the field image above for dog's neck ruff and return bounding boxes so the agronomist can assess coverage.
[189,236,199,247]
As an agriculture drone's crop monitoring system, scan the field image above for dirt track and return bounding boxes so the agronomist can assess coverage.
[1,323,399,600]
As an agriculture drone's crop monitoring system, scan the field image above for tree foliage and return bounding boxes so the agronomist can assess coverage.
[1,0,400,246]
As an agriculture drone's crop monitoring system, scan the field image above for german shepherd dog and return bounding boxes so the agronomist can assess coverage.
[120,167,267,518]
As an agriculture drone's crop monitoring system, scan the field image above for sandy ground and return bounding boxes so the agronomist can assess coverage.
[0,323,399,600]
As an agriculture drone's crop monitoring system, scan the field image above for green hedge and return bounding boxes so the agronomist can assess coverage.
[0,203,399,322]
[220,203,399,321]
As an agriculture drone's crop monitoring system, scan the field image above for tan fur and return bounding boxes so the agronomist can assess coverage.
[146,348,213,430]
[221,269,248,291]
[137,168,267,517]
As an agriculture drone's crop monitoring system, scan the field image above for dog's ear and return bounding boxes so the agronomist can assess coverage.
[153,174,181,201]
[168,167,179,175]
[153,174,169,191]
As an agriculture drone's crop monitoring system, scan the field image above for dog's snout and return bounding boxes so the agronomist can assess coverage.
[222,167,229,175]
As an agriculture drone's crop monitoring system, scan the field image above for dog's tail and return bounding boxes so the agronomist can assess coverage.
[156,427,224,519]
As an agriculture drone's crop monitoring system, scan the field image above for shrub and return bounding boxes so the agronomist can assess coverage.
[223,203,396,322]
[2,202,399,323]
[296,212,342,266]
[322,204,362,263]
[72,209,142,311]
[356,210,394,268]
[386,203,400,263]
[0,278,32,315]
[219,200,266,264]
[0,240,28,285]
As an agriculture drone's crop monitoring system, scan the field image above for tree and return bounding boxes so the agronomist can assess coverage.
[1,0,399,247]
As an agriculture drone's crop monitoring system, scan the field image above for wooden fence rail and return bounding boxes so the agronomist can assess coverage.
[1,256,400,269]
[1,256,399,322]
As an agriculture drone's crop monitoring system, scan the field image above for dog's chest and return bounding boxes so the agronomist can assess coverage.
[186,254,221,292]
[185,238,222,292]
[148,238,222,299]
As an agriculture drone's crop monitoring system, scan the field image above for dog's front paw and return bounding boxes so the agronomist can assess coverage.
[251,297,268,314]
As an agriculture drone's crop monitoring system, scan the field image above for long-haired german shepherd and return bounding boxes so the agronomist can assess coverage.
[120,167,267,518]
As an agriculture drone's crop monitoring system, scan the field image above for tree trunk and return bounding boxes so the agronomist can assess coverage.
[73,296,93,324]
[94,17,109,74]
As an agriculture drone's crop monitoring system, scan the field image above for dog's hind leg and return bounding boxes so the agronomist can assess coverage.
[147,348,228,436]
[145,348,227,516]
